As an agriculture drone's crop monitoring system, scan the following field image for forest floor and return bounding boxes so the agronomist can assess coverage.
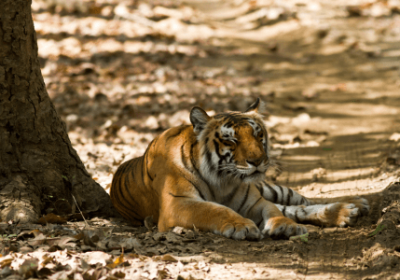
[1,0,400,279]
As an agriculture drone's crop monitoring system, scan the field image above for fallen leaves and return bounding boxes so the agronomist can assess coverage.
[36,214,67,225]
[0,258,13,268]
[18,258,39,279]
[20,0,400,279]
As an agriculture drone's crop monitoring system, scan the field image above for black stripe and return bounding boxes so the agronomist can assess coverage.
[192,183,206,200]
[295,207,308,222]
[207,180,217,200]
[181,143,191,171]
[282,206,287,217]
[214,132,225,143]
[213,134,231,166]
[145,153,153,181]
[288,188,294,205]
[247,197,262,215]
[121,176,142,219]
[117,191,140,219]
[255,183,264,196]
[169,192,189,198]
[139,157,147,187]
[225,121,234,128]
[152,137,158,147]
[124,172,139,205]
[237,184,250,213]
[164,126,188,142]
[116,160,133,174]
[205,151,215,174]
[189,143,199,172]
[144,139,154,155]
[188,144,209,201]
[113,185,140,220]
[264,182,277,203]
[213,140,222,162]
[146,168,153,181]
[184,175,207,201]
[276,185,284,204]
[116,162,128,174]
[221,184,241,205]
[285,187,290,206]
[256,219,264,228]
[300,197,308,206]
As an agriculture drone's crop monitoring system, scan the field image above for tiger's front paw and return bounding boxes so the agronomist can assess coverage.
[217,218,261,240]
[345,197,370,216]
[262,217,307,238]
[323,202,364,227]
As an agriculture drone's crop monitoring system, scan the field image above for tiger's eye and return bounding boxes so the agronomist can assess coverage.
[222,140,233,146]
[222,140,236,149]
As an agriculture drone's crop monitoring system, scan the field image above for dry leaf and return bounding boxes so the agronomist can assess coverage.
[153,254,178,262]
[144,216,155,231]
[55,236,78,249]
[113,271,126,278]
[84,251,111,266]
[17,231,35,240]
[157,269,169,279]
[119,237,142,252]
[19,258,39,279]
[36,213,67,225]
[27,233,47,246]
[73,231,85,240]
[165,232,181,244]
[107,252,124,269]
[83,229,100,247]
[0,258,13,268]
[81,259,90,270]
[37,267,53,279]
[41,255,55,266]
[172,226,184,235]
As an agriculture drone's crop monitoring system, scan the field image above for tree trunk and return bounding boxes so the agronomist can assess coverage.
[0,0,117,223]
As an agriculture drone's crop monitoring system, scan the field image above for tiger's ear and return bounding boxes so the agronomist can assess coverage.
[190,107,210,134]
[245,98,266,114]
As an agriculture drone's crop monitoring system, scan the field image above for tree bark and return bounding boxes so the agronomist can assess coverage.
[0,0,116,223]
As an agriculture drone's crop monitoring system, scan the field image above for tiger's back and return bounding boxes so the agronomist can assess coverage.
[110,125,196,225]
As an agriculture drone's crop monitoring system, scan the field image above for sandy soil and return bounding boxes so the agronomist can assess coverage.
[1,0,400,279]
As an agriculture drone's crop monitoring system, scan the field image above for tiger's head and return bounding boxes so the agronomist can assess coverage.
[190,98,270,185]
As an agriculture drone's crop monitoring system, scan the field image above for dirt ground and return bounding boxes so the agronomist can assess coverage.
[1,0,400,279]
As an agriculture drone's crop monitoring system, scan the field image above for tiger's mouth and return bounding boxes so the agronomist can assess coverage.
[233,164,268,182]
[218,162,268,181]
[241,169,266,183]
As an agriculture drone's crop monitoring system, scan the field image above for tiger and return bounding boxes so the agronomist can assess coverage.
[110,98,370,240]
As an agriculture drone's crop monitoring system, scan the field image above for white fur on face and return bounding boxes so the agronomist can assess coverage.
[248,119,269,154]
[248,120,261,137]
[220,125,235,138]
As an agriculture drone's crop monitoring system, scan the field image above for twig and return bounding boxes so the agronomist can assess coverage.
[72,194,89,228]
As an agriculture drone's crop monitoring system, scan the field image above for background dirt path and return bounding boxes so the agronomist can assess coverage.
[1,0,399,279]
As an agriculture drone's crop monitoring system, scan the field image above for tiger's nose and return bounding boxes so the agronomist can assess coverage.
[246,157,266,167]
